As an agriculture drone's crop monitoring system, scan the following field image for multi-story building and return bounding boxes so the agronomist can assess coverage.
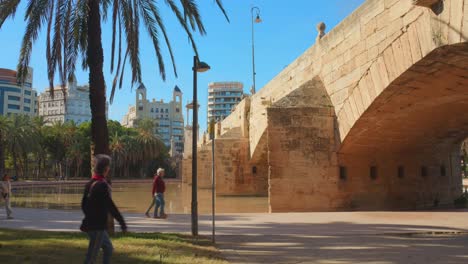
[121,84,184,155]
[207,82,243,124]
[0,68,38,116]
[38,79,92,124]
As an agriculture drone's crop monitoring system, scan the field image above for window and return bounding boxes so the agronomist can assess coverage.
[24,106,30,112]
[421,166,428,178]
[339,166,347,180]
[397,166,404,179]
[8,95,20,101]
[176,108,180,112]
[24,98,31,103]
[8,104,20,110]
[24,90,31,95]
[440,165,446,177]
[252,166,257,174]
[155,108,159,113]
[165,109,169,113]
[370,166,377,180]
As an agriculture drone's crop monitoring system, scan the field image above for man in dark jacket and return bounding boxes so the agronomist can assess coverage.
[81,154,127,264]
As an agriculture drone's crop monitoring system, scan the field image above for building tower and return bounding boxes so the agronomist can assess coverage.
[170,85,184,154]
[136,83,147,116]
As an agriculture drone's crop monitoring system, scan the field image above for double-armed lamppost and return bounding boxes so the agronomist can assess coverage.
[251,6,262,94]
[191,55,210,236]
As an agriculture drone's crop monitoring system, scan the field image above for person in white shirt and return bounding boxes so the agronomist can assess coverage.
[1,174,13,219]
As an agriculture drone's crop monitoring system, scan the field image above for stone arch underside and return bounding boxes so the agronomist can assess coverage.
[337,44,468,209]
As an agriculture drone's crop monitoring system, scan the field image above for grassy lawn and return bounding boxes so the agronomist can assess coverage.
[0,228,228,264]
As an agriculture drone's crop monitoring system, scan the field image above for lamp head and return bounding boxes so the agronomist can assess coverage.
[255,14,262,23]
[195,61,211,73]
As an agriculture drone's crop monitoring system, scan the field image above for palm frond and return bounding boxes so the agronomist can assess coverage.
[17,0,51,83]
[139,0,166,80]
[120,0,142,85]
[46,0,55,91]
[164,0,199,57]
[109,14,122,104]
[179,0,205,34]
[110,0,119,73]
[214,0,229,23]
[0,0,21,28]
[151,2,177,78]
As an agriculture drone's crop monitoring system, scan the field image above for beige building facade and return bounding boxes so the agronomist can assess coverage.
[122,84,184,154]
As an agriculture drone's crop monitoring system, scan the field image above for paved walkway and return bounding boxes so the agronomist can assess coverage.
[2,208,468,263]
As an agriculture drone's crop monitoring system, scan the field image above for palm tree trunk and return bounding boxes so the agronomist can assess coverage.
[87,0,114,234]
[87,0,110,157]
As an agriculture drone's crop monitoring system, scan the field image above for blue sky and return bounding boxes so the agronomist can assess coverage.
[0,0,364,132]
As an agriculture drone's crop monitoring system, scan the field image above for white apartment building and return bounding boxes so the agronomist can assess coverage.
[122,84,184,155]
[38,80,93,125]
[207,82,243,125]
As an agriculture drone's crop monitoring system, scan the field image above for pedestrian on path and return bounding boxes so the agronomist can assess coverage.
[1,174,13,219]
[145,168,167,219]
[80,154,127,264]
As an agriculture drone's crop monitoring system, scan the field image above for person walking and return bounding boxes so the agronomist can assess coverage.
[1,174,13,219]
[81,154,127,264]
[145,168,167,219]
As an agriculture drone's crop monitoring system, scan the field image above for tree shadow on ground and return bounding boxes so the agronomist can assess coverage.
[212,220,468,264]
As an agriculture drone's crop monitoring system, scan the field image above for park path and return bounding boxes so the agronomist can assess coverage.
[2,208,468,263]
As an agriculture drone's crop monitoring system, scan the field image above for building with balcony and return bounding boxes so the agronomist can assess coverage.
[121,84,184,155]
[0,68,38,116]
[38,79,93,125]
[207,82,243,125]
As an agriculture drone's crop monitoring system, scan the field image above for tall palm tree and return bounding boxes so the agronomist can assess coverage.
[0,0,229,156]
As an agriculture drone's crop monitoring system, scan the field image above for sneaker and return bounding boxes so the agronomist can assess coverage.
[145,213,150,218]
[160,214,168,219]
[153,216,160,219]
[7,216,13,220]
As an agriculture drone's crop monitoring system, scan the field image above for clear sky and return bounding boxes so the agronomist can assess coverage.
[0,0,365,132]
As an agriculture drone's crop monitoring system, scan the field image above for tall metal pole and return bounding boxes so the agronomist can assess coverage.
[191,55,198,236]
[251,7,257,94]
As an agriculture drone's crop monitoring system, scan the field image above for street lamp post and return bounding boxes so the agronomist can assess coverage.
[192,55,210,236]
[251,6,262,94]
[209,119,216,243]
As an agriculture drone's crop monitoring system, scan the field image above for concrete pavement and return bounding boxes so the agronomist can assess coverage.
[2,208,468,263]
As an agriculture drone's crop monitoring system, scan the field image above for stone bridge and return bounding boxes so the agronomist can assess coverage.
[183,0,468,212]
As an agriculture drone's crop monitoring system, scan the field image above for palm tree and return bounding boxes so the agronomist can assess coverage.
[5,115,35,179]
[0,115,12,177]
[1,0,229,157]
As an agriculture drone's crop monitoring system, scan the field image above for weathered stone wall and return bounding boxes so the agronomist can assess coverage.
[182,136,268,196]
[267,106,338,211]
[337,145,462,210]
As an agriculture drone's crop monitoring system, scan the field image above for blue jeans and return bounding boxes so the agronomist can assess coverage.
[84,230,113,264]
[154,193,165,217]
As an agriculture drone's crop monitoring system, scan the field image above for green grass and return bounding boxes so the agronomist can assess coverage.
[0,229,228,264]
